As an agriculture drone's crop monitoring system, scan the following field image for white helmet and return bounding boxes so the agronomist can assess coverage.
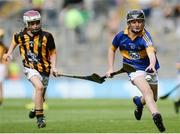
[23,10,41,27]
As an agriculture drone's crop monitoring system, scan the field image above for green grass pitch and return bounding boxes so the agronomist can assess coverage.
[0,99,179,133]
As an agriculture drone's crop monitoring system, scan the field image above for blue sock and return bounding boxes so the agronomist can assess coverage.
[135,96,143,108]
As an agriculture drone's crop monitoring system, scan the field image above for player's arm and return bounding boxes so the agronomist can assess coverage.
[106,45,116,77]
[143,32,157,73]
[3,35,18,62]
[49,49,57,70]
[145,45,156,73]
[49,49,58,77]
[48,33,58,77]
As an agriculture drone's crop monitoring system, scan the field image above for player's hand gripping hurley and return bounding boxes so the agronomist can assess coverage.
[57,63,136,84]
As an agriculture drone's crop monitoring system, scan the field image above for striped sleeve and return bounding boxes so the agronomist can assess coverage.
[142,31,156,53]
[142,32,153,47]
[11,33,19,45]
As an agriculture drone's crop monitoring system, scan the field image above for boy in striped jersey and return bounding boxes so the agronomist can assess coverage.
[3,10,59,128]
[106,9,165,132]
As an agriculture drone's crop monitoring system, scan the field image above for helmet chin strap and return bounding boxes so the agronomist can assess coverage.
[131,29,143,34]
[31,28,41,34]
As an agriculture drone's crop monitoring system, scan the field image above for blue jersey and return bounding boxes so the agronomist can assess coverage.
[112,28,160,71]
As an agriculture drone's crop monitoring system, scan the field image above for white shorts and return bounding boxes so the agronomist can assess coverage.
[23,67,49,88]
[23,67,42,81]
[129,70,158,85]
[0,64,6,82]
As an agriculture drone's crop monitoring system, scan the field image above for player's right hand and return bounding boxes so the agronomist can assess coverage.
[106,69,114,78]
[3,53,12,62]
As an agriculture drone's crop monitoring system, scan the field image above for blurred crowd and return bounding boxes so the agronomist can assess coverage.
[0,0,180,78]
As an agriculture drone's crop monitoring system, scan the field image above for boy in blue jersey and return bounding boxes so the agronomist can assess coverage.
[106,9,166,132]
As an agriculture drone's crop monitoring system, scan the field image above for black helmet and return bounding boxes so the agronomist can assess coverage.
[127,9,145,23]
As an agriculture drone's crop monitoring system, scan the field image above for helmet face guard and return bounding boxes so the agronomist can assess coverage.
[23,10,41,33]
[127,9,145,23]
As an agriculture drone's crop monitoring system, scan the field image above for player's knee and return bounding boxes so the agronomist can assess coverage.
[36,85,44,92]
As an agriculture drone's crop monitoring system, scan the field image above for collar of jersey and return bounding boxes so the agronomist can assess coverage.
[124,27,145,41]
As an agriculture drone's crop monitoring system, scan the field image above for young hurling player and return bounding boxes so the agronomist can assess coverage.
[106,9,166,132]
[3,10,58,128]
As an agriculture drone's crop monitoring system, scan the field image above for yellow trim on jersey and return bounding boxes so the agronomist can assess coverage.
[120,50,131,59]
[139,50,148,58]
[12,35,16,46]
[42,36,49,73]
[146,46,155,53]
[37,62,43,72]
[111,45,117,51]
[18,36,26,60]
[49,49,56,55]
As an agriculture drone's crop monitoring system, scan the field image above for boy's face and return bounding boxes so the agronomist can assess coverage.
[27,20,41,33]
[128,19,145,33]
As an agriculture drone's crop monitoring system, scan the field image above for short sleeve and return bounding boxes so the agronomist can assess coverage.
[47,33,56,50]
[12,33,19,45]
[112,34,119,49]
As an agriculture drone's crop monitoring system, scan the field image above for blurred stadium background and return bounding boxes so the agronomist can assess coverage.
[0,0,179,98]
[0,0,180,133]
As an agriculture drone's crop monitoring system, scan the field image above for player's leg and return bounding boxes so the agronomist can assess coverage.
[174,99,180,114]
[174,75,180,114]
[28,75,49,117]
[28,90,48,119]
[30,75,46,128]
[41,75,49,102]
[132,72,158,120]
[23,67,46,128]
[146,72,159,101]
[133,75,165,132]
[130,71,145,120]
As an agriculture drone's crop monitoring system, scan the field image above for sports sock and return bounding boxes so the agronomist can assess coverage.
[35,109,44,118]
[152,112,160,117]
[135,96,143,108]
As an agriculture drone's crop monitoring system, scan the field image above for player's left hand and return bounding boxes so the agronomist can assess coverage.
[145,65,156,74]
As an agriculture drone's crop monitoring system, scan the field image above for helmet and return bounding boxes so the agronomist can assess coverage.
[127,9,145,23]
[23,10,41,27]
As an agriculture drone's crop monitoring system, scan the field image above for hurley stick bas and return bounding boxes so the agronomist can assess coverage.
[57,63,136,84]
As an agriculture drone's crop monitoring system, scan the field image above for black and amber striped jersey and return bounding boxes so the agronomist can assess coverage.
[12,29,56,76]
[0,42,7,63]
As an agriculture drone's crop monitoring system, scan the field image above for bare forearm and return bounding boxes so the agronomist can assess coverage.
[50,51,57,69]
[147,52,156,67]
[7,43,17,55]
[108,48,115,70]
